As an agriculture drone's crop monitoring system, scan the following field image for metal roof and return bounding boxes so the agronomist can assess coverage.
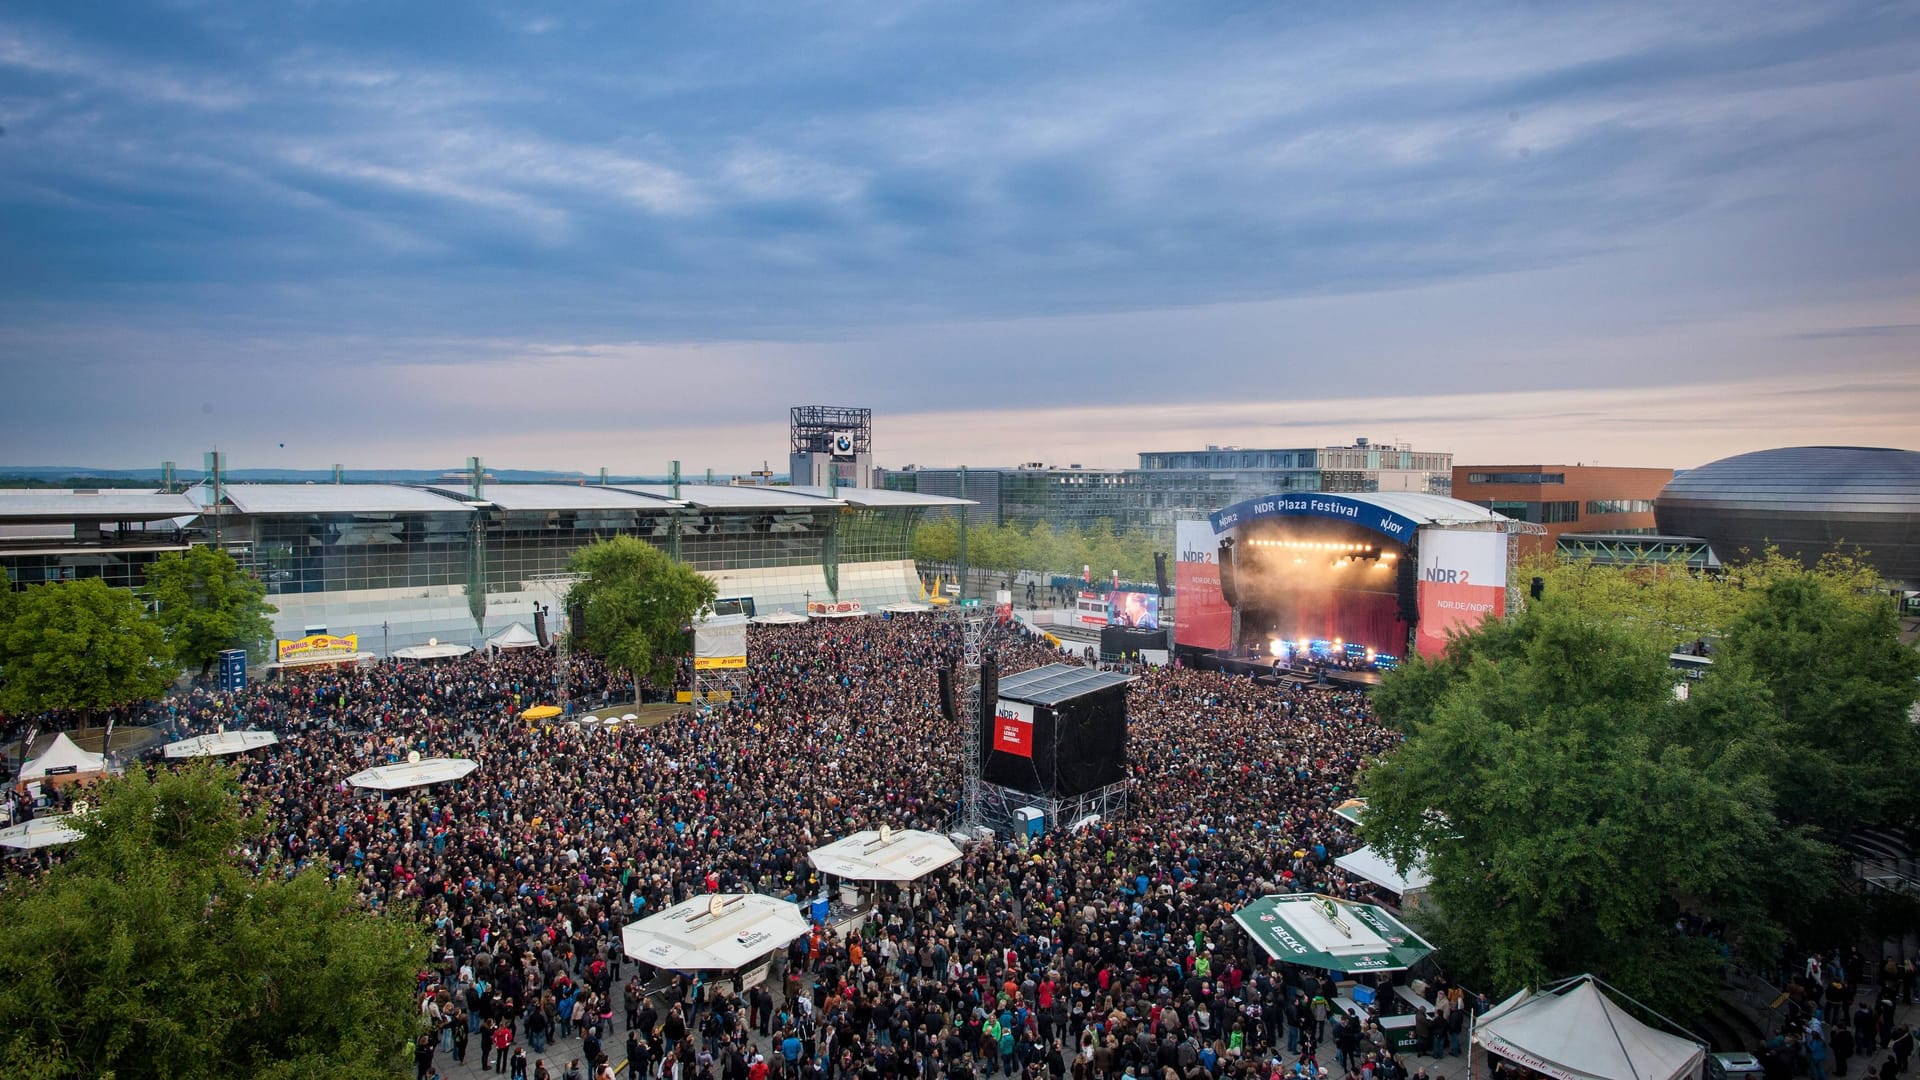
[612,484,843,510]
[0,490,199,521]
[218,484,472,515]
[784,486,975,508]
[1342,491,1513,526]
[417,483,685,512]
[996,662,1135,706]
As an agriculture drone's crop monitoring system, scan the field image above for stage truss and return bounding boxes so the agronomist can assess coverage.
[975,780,1131,839]
[953,605,988,833]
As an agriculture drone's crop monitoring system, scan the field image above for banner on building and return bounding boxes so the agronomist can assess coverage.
[992,699,1034,758]
[994,589,1013,623]
[1414,529,1508,659]
[277,633,358,662]
[806,600,863,615]
[1174,520,1232,650]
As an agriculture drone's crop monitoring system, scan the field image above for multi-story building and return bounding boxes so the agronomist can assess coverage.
[1451,464,1672,557]
[1129,438,1452,537]
[788,405,873,489]
[878,464,1135,533]
[880,438,1454,542]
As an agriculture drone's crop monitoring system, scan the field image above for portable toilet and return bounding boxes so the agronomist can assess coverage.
[1014,806,1046,839]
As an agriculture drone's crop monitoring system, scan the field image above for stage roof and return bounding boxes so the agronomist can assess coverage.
[1209,490,1528,539]
[216,484,472,515]
[419,483,685,512]
[0,490,199,522]
[997,663,1135,706]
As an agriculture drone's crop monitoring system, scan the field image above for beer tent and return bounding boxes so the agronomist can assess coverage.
[1471,975,1706,1080]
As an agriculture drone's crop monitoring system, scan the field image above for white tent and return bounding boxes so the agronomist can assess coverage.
[393,641,473,661]
[1472,975,1705,1080]
[622,893,810,972]
[1335,845,1434,896]
[808,827,964,883]
[750,611,807,625]
[0,815,83,851]
[163,730,280,759]
[881,602,932,614]
[347,756,478,791]
[486,623,541,651]
[17,732,106,786]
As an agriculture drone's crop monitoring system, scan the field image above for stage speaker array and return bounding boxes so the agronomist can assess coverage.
[937,667,958,726]
[1218,540,1239,606]
[1153,552,1169,597]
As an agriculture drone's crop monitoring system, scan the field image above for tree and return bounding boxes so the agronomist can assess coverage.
[1523,546,1890,649]
[141,545,278,675]
[1362,603,1827,1019]
[0,763,428,1079]
[567,536,717,695]
[0,579,175,723]
[1718,572,1920,831]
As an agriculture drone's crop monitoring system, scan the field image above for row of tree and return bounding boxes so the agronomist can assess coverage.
[1363,554,1920,1019]
[911,518,1160,582]
[0,548,277,724]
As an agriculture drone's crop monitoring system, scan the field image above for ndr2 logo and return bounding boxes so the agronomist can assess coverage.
[1422,558,1473,585]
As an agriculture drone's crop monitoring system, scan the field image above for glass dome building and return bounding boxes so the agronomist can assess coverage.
[1654,446,1920,589]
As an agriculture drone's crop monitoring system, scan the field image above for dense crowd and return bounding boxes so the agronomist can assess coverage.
[18,613,1890,1080]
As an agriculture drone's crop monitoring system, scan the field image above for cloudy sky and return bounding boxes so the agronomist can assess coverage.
[2,1,1916,474]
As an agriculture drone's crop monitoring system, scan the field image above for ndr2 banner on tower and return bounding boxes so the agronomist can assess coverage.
[1174,520,1231,650]
[1414,529,1507,659]
[992,699,1034,758]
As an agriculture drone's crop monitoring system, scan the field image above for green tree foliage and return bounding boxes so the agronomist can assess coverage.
[567,536,717,692]
[1525,546,1889,648]
[0,579,175,722]
[911,518,1158,581]
[1363,604,1831,1018]
[140,545,278,674]
[1720,573,1920,831]
[0,764,428,1079]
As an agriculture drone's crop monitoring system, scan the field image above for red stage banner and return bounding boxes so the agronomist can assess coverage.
[1174,521,1232,650]
[992,699,1034,758]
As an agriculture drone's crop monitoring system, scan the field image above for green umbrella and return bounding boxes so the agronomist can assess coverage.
[1233,893,1434,973]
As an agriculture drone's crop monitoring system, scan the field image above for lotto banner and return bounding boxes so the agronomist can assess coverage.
[992,699,1034,758]
[1174,520,1231,650]
[1415,529,1508,659]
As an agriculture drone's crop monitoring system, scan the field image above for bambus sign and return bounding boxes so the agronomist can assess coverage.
[277,634,358,662]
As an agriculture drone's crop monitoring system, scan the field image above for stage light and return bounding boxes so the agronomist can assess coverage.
[1333,637,1343,647]
[1366,648,1376,661]
[1294,557,1304,565]
[1270,638,1284,655]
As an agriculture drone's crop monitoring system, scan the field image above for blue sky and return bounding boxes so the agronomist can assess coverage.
[2,1,1916,473]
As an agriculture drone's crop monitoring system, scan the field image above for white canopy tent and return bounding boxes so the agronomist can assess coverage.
[881,602,933,614]
[1335,845,1434,896]
[17,732,107,787]
[622,893,810,972]
[1472,975,1705,1080]
[163,730,280,759]
[808,827,963,883]
[0,815,83,851]
[750,611,808,625]
[392,640,473,661]
[347,754,479,791]
[486,623,542,651]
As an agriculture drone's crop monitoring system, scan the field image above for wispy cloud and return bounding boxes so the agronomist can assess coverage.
[0,1,1916,469]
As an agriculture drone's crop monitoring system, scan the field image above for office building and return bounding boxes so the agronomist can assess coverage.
[1452,464,1672,557]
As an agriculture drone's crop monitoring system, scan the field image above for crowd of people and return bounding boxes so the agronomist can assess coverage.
[5,612,1909,1080]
